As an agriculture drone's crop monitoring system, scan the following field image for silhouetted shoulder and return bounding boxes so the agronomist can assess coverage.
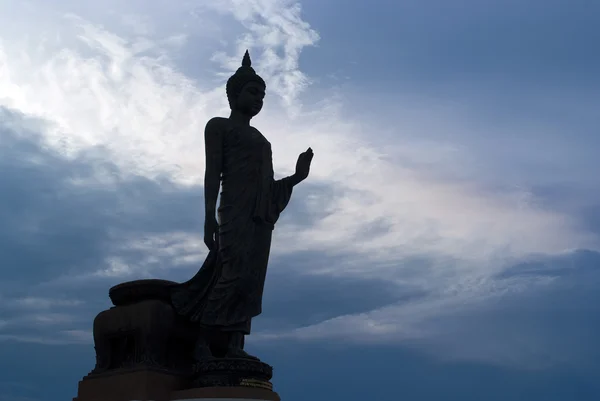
[205,117,230,134]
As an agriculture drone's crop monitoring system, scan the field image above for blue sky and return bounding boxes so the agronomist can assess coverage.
[0,0,599,400]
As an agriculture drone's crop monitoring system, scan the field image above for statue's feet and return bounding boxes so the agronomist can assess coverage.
[225,347,260,361]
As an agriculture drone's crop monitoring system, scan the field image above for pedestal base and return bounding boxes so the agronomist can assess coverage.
[75,280,280,400]
[73,369,280,401]
[73,368,187,401]
[192,358,273,390]
[172,387,280,401]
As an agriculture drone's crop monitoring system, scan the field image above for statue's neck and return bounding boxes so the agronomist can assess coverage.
[229,110,252,127]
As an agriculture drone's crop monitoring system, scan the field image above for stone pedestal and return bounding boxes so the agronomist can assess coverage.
[73,369,280,401]
[73,368,187,401]
[74,279,281,401]
[172,387,280,401]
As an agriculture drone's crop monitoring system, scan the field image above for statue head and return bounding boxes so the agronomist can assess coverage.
[226,50,266,117]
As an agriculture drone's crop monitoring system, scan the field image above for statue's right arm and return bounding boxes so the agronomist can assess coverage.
[204,118,224,220]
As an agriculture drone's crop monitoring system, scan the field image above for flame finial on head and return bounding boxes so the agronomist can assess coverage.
[242,50,252,68]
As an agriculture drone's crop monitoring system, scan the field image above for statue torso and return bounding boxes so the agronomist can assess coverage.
[216,119,274,225]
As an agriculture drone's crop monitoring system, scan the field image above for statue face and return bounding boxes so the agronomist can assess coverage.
[235,81,265,117]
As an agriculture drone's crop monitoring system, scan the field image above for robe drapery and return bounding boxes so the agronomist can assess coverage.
[171,124,294,334]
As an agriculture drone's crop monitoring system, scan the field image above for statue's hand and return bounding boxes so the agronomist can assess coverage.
[204,216,219,251]
[293,147,314,184]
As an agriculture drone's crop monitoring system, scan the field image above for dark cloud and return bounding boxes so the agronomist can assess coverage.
[0,108,205,340]
[303,0,600,90]
[259,264,425,331]
[2,336,599,401]
[2,106,600,400]
[0,107,201,285]
[497,249,600,279]
[410,250,600,371]
[0,106,416,346]
[0,342,94,401]
[255,341,600,401]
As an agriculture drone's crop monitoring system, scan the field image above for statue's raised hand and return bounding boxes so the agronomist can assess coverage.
[293,147,314,184]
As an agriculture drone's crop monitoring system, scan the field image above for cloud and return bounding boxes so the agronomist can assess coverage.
[200,0,320,112]
[258,249,600,370]
[0,109,206,344]
[0,1,598,377]
[1,99,589,371]
[1,2,595,267]
[0,108,206,282]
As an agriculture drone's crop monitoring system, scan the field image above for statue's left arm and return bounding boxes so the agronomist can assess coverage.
[270,147,313,218]
[270,175,296,217]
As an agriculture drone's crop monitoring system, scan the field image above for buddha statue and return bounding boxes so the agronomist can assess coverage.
[171,50,314,361]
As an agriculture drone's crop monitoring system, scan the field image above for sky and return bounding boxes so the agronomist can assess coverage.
[0,0,599,400]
